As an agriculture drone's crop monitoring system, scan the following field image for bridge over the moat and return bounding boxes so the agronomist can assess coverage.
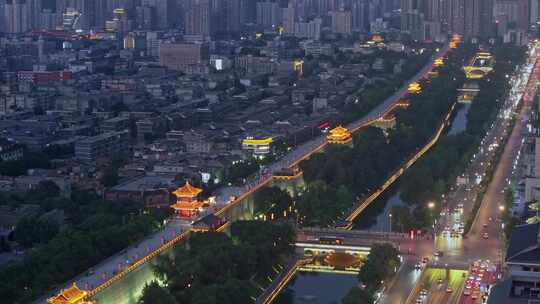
[296,228,427,256]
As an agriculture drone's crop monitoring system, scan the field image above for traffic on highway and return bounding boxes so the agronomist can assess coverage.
[384,40,540,304]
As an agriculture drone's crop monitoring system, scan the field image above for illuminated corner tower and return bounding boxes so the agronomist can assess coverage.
[47,283,96,304]
[170,181,208,218]
[327,125,352,144]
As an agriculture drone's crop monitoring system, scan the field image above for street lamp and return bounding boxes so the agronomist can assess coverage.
[427,201,437,248]
[389,213,393,233]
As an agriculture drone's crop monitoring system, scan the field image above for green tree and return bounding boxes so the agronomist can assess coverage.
[13,217,58,248]
[28,180,61,200]
[138,281,177,304]
[342,286,375,304]
[358,243,400,289]
[101,167,119,187]
[253,186,293,218]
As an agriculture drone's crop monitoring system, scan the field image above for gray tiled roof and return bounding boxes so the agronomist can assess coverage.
[506,222,540,264]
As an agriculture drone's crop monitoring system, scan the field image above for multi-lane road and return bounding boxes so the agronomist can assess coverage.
[385,41,540,304]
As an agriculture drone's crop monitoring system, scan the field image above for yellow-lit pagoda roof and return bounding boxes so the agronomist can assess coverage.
[47,283,87,304]
[170,200,207,211]
[329,125,349,135]
[327,125,352,144]
[172,181,203,198]
[408,82,421,93]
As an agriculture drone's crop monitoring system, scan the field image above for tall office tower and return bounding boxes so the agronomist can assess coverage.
[256,1,281,28]
[282,3,295,34]
[225,0,241,33]
[4,0,30,33]
[330,9,352,34]
[352,0,369,32]
[185,0,212,37]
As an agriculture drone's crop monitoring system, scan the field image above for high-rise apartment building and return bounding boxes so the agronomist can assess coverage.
[240,0,256,25]
[294,17,322,40]
[330,9,352,34]
[448,0,492,39]
[225,0,241,34]
[401,0,424,38]
[4,0,29,33]
[352,0,369,32]
[495,0,529,31]
[156,0,176,29]
[282,4,295,34]
[256,1,280,28]
[185,0,212,37]
[531,0,540,25]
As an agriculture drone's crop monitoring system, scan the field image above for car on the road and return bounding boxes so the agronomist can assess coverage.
[483,232,489,239]
[420,289,428,297]
[434,251,444,257]
[416,298,424,304]
[483,223,488,228]
[422,257,429,264]
[446,287,453,293]
[415,263,422,270]
[437,278,443,284]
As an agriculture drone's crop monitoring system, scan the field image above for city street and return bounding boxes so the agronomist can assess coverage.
[383,42,540,304]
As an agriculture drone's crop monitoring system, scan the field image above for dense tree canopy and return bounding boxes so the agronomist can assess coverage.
[149,221,295,304]
[0,189,169,303]
[253,186,293,218]
[138,281,177,304]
